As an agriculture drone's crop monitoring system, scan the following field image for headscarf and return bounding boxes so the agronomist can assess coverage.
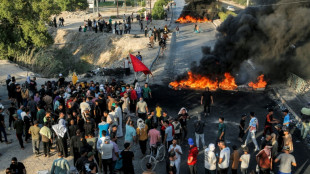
[206,143,215,153]
[137,118,145,129]
[135,83,141,93]
[178,107,188,115]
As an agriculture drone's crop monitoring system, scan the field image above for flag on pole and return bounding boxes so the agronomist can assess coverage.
[129,54,152,75]
[72,72,78,85]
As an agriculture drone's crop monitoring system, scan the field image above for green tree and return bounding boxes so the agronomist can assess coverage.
[55,0,88,11]
[0,0,61,59]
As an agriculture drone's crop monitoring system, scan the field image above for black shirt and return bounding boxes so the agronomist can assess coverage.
[121,150,134,167]
[58,77,65,87]
[178,113,189,127]
[0,113,5,128]
[240,119,245,130]
[10,162,25,174]
[166,159,176,174]
[29,80,37,91]
[8,107,17,116]
[202,91,212,104]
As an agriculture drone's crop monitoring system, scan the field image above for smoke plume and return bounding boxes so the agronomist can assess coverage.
[189,0,310,81]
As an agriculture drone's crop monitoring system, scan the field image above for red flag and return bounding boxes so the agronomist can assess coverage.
[129,54,152,75]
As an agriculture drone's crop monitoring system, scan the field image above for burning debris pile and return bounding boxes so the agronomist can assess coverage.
[171,0,310,90]
[175,0,218,23]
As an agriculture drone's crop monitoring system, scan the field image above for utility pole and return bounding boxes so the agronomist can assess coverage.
[150,0,152,14]
[125,0,127,12]
[117,0,119,17]
[93,0,95,14]
[247,0,250,7]
[96,0,99,14]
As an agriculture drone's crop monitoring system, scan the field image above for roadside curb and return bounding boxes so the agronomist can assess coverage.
[272,88,301,122]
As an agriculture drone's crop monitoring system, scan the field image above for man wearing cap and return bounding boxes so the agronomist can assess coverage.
[283,109,290,128]
[51,152,70,174]
[13,114,25,149]
[29,120,41,155]
[187,138,198,174]
[275,146,297,174]
[10,157,26,174]
[263,108,279,139]
[98,137,114,174]
[58,73,65,87]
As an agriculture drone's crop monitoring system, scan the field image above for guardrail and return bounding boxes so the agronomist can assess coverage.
[146,4,174,82]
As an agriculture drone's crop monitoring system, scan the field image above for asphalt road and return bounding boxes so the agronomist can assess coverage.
[143,0,310,173]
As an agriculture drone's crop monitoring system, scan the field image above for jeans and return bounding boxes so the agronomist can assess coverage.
[0,127,8,142]
[241,168,248,174]
[244,131,259,150]
[188,164,197,174]
[16,133,24,148]
[102,158,113,174]
[205,168,216,174]
[32,139,40,154]
[139,139,147,155]
[195,133,205,149]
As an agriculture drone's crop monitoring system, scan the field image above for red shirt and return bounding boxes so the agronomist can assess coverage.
[187,146,198,165]
[130,90,137,100]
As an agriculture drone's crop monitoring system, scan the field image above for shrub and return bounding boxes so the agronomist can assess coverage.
[152,0,168,19]
[218,11,237,21]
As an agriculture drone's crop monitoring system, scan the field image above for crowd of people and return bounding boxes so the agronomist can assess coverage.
[0,70,301,174]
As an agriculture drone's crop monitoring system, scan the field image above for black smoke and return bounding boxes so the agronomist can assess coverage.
[187,0,310,82]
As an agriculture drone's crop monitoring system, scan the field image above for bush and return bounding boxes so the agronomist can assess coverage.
[141,0,146,7]
[55,0,88,11]
[218,11,237,21]
[152,0,168,19]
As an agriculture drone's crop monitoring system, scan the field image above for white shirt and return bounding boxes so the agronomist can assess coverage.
[240,154,250,169]
[136,101,147,113]
[80,102,90,114]
[107,111,118,126]
[204,149,217,170]
[99,142,114,159]
[124,59,130,68]
[219,147,230,169]
[168,144,182,162]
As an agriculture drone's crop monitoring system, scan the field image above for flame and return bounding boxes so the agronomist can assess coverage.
[169,71,237,90]
[248,74,267,89]
[176,15,210,23]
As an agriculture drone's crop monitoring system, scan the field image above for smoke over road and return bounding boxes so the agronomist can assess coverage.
[187,0,310,82]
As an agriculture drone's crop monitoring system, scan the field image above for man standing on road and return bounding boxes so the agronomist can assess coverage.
[275,146,297,174]
[142,83,152,103]
[136,51,143,62]
[201,87,213,116]
[124,57,131,76]
[283,109,290,128]
[13,114,25,150]
[148,123,160,154]
[0,107,11,144]
[187,138,198,174]
[218,117,226,142]
[136,97,148,120]
[242,112,259,151]
[136,118,148,156]
[218,141,230,174]
[168,138,183,174]
[194,116,205,150]
[28,120,41,155]
[164,120,174,150]
[262,108,279,139]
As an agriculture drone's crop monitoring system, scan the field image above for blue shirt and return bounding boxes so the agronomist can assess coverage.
[249,117,258,132]
[98,122,110,138]
[165,126,173,141]
[125,125,136,142]
[284,114,290,127]
[17,109,22,120]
